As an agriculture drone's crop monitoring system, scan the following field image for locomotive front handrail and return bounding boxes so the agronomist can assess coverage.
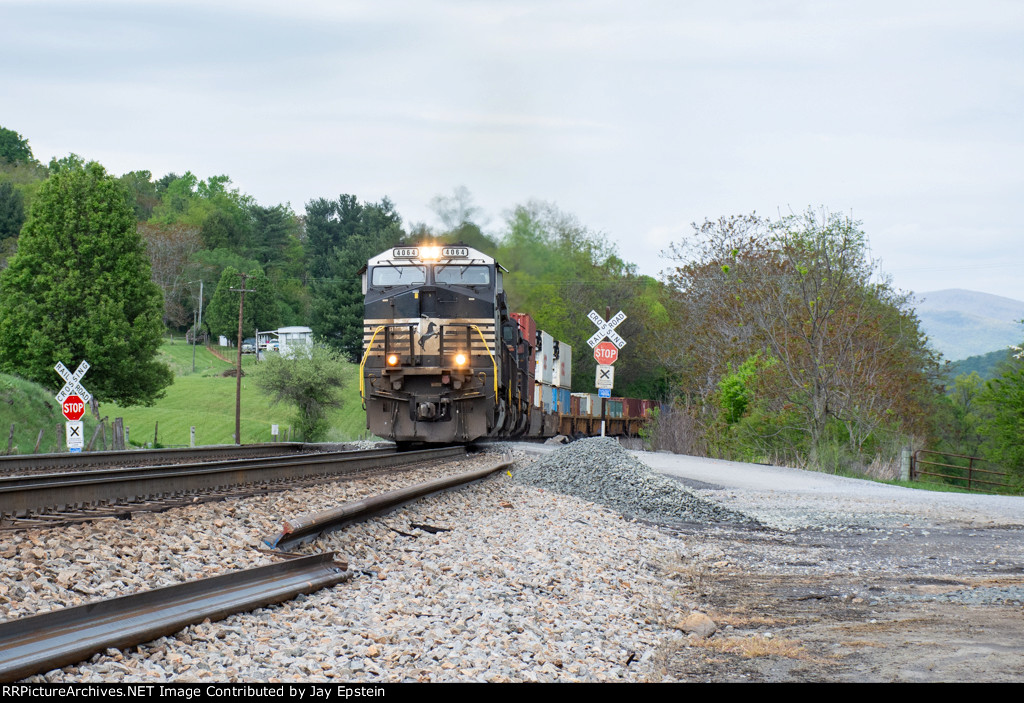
[359,325,386,403]
[471,324,498,397]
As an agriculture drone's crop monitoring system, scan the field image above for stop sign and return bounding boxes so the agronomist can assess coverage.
[593,341,618,365]
[62,394,85,421]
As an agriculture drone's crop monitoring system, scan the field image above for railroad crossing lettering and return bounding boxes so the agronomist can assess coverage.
[55,360,91,404]
[586,310,627,349]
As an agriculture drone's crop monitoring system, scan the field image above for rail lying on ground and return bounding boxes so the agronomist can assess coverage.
[0,446,466,526]
[0,553,348,683]
[0,451,514,682]
[267,452,515,549]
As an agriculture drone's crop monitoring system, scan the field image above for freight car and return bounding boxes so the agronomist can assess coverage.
[358,244,653,443]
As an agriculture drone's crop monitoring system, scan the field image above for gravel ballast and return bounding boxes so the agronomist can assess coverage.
[513,437,755,525]
[4,440,1021,682]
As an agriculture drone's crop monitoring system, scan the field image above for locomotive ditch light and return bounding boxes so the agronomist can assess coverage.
[387,354,400,366]
[455,353,467,366]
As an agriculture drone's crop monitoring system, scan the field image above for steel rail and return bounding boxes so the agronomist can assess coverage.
[267,452,514,550]
[0,552,348,683]
[0,442,309,474]
[0,446,467,521]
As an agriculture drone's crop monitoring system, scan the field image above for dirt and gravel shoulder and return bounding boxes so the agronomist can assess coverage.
[634,450,1024,683]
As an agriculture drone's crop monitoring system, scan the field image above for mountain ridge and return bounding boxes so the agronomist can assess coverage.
[914,288,1024,361]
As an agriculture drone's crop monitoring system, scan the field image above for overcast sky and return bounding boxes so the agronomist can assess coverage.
[3,0,1023,303]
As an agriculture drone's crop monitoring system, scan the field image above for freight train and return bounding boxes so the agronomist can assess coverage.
[359,244,653,443]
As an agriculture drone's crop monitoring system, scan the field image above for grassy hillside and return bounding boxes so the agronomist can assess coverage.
[102,339,369,447]
[0,373,108,453]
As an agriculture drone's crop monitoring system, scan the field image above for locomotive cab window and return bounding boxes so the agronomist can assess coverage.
[434,265,490,286]
[371,265,427,287]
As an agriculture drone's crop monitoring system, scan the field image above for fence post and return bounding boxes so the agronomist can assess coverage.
[900,446,911,482]
[190,426,196,447]
[86,418,108,452]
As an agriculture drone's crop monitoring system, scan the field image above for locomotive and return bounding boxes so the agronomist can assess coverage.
[359,244,534,443]
[359,243,653,443]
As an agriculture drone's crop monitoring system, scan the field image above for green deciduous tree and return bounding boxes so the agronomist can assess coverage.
[0,160,172,405]
[662,209,938,469]
[978,340,1024,487]
[253,344,348,441]
[0,127,33,165]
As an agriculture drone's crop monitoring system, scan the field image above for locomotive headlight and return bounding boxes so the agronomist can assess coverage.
[421,245,441,260]
[387,354,399,366]
[455,353,467,366]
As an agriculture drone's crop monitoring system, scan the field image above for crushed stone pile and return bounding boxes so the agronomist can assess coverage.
[514,437,756,525]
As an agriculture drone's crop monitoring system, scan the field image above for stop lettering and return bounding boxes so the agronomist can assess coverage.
[62,394,85,421]
[593,341,618,365]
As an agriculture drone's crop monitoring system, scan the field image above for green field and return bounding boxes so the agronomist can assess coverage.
[102,339,370,447]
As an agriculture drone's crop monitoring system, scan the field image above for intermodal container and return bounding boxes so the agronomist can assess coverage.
[557,388,572,414]
[552,341,572,389]
[537,331,554,385]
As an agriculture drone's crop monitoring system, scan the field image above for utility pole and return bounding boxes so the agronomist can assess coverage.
[190,280,203,373]
[231,274,254,445]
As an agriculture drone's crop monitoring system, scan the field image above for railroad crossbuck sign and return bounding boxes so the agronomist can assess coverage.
[55,361,92,404]
[586,310,627,349]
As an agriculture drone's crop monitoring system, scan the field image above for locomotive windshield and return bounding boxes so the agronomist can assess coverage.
[434,265,490,286]
[371,265,427,287]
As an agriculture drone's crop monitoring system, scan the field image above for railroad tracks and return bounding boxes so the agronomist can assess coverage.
[0,450,514,682]
[0,442,321,477]
[0,445,466,528]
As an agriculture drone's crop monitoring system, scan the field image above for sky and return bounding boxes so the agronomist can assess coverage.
[3,0,1023,302]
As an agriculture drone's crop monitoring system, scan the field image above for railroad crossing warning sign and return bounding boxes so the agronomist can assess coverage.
[593,341,619,365]
[66,420,84,452]
[587,310,626,349]
[595,364,614,389]
[62,394,85,421]
[55,361,91,404]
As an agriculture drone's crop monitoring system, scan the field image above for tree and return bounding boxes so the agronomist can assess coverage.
[307,195,406,360]
[662,209,938,468]
[978,337,1024,487]
[253,344,348,441]
[0,160,172,405]
[139,222,203,328]
[204,266,279,340]
[0,181,26,248]
[0,127,33,165]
